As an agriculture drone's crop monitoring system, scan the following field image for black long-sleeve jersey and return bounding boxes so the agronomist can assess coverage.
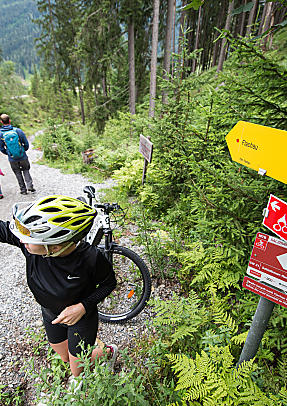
[0,221,117,315]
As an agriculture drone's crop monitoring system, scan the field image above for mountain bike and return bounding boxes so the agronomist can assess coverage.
[77,185,151,324]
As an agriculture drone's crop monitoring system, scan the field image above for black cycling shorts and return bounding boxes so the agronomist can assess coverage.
[41,306,99,357]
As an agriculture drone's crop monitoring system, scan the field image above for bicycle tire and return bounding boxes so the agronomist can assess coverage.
[96,245,152,323]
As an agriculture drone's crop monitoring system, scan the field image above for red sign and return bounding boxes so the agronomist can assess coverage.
[263,194,287,241]
[243,276,287,308]
[246,232,287,294]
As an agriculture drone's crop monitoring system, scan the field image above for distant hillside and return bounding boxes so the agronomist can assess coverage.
[0,0,40,76]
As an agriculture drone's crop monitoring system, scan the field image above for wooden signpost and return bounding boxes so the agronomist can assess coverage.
[225,121,287,367]
[139,134,153,185]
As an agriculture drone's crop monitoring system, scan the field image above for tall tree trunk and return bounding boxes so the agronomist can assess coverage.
[76,65,85,125]
[192,6,202,72]
[217,0,234,72]
[212,1,226,67]
[172,0,176,77]
[128,19,136,115]
[246,0,259,35]
[239,0,247,36]
[149,0,160,118]
[177,0,186,74]
[267,8,275,49]
[258,2,268,36]
[162,0,174,104]
[262,2,274,49]
[47,0,64,121]
[79,86,85,125]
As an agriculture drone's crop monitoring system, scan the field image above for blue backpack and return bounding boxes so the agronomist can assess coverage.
[1,128,25,159]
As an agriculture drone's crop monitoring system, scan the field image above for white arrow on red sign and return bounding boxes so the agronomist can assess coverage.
[271,201,280,212]
[276,253,287,270]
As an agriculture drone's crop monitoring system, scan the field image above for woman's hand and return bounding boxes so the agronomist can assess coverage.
[52,303,86,326]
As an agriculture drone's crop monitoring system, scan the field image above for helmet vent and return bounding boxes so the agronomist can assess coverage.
[41,207,61,213]
[64,204,77,208]
[70,219,86,226]
[74,209,90,214]
[53,230,70,238]
[25,215,42,224]
[41,197,56,204]
[53,216,71,223]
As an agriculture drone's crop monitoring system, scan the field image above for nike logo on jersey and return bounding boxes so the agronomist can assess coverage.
[67,275,80,280]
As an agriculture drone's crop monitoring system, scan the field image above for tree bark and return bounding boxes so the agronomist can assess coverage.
[192,6,202,73]
[246,0,259,36]
[172,0,176,77]
[239,0,247,36]
[263,2,274,49]
[79,86,85,125]
[149,0,160,118]
[177,0,186,74]
[162,0,174,104]
[258,2,268,36]
[217,0,234,72]
[212,1,226,67]
[128,19,136,115]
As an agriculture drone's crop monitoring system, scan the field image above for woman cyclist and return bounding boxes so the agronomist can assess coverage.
[0,195,118,400]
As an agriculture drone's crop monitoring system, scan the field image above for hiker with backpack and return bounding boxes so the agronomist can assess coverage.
[0,114,36,195]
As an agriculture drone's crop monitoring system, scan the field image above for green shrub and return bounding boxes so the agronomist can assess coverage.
[113,159,143,194]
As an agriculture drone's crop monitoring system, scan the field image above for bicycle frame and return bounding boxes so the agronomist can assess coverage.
[86,208,110,244]
[80,185,152,323]
[83,185,119,252]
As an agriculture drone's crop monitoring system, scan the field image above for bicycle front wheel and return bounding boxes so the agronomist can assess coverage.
[97,245,151,323]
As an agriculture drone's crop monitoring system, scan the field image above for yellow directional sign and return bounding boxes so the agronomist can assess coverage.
[226,121,287,184]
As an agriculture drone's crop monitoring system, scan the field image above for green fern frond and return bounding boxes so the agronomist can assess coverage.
[278,358,287,381]
[171,325,198,345]
[278,386,287,401]
[231,331,249,345]
[212,307,237,335]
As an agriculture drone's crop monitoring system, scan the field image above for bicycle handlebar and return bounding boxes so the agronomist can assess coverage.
[94,202,121,214]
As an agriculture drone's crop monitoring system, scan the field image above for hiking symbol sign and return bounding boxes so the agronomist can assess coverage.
[263,194,287,242]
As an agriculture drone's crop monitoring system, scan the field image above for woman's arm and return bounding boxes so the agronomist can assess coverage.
[52,250,117,325]
[0,221,22,247]
[81,256,117,315]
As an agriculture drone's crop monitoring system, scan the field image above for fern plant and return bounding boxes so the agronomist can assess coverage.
[150,291,209,350]
[167,347,286,406]
[169,241,244,293]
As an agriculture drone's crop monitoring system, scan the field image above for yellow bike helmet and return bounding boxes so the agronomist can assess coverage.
[10,195,97,245]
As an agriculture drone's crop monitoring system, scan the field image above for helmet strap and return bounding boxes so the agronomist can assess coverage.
[43,242,74,257]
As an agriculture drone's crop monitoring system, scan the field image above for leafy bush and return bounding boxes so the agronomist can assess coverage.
[40,120,78,162]
[113,159,143,194]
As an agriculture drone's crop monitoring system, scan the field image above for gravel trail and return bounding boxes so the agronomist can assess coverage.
[0,133,168,405]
